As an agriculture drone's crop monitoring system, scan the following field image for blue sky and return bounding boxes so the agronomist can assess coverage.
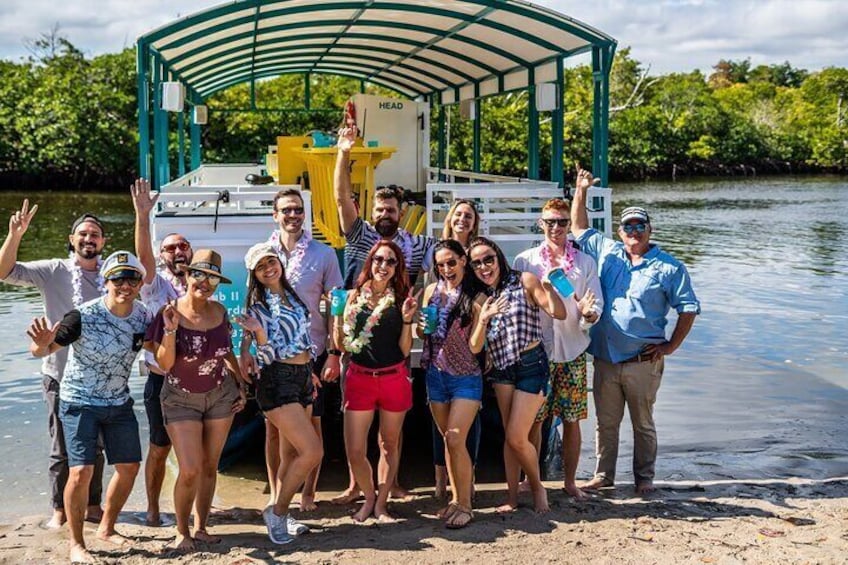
[1,0,846,74]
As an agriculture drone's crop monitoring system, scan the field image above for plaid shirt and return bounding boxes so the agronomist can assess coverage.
[343,217,435,288]
[487,271,543,370]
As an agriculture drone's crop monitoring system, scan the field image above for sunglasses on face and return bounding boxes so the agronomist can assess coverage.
[470,254,497,270]
[276,206,304,216]
[541,218,570,228]
[621,222,648,235]
[111,277,143,288]
[161,241,190,253]
[372,255,398,267]
[436,258,459,270]
[188,269,222,286]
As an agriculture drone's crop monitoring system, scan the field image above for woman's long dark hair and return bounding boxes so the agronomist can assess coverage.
[467,236,517,296]
[430,239,475,329]
[245,255,308,312]
[354,240,410,299]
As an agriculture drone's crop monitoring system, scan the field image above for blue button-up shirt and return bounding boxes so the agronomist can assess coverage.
[577,228,700,363]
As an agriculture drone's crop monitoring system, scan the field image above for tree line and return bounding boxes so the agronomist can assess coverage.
[0,35,845,190]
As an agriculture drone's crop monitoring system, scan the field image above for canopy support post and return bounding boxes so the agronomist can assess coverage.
[136,41,151,181]
[528,68,539,180]
[551,57,565,188]
[472,84,481,173]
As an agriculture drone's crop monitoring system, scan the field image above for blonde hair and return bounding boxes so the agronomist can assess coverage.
[441,199,480,241]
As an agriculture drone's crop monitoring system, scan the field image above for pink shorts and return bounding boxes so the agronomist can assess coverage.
[344,360,412,412]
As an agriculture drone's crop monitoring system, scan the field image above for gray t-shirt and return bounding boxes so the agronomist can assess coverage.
[280,238,343,356]
[4,258,103,381]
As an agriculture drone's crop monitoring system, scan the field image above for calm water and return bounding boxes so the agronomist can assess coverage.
[0,178,846,521]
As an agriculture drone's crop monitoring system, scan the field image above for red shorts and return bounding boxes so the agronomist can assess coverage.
[344,360,412,412]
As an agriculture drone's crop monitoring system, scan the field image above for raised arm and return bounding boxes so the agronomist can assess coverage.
[0,199,39,279]
[523,271,567,320]
[131,178,159,284]
[570,167,595,239]
[334,125,359,235]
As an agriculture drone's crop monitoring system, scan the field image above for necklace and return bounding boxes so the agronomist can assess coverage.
[540,239,575,274]
[269,229,311,288]
[343,285,395,354]
[69,252,105,307]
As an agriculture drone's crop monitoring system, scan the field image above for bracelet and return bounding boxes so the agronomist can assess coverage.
[327,348,342,356]
[164,328,177,336]
[402,320,414,325]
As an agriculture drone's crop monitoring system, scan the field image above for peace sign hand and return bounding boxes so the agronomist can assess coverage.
[401,287,424,322]
[8,199,39,238]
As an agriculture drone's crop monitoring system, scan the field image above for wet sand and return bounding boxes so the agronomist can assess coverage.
[2,477,847,564]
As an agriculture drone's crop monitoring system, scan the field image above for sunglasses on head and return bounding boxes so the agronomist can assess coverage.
[372,255,398,267]
[470,254,497,270]
[161,241,190,253]
[436,258,459,270]
[541,218,570,228]
[111,277,143,288]
[276,206,304,216]
[621,222,648,235]
[188,269,222,286]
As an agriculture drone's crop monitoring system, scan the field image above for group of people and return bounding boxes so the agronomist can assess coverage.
[1,126,700,561]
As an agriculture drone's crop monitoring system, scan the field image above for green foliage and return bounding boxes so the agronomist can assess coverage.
[0,34,845,189]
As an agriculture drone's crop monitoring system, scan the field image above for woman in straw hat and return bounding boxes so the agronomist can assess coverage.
[145,249,248,552]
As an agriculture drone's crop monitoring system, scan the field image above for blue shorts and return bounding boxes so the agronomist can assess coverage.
[59,399,142,467]
[488,345,551,396]
[426,366,483,404]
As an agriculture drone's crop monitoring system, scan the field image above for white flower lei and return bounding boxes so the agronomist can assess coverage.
[269,229,311,288]
[342,286,395,354]
[70,252,105,307]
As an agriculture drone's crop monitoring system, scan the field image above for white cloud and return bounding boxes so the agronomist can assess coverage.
[1,0,845,74]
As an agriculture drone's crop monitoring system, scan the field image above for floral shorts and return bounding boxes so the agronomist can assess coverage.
[536,353,588,423]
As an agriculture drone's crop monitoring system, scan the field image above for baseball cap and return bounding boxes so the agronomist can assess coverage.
[620,206,650,224]
[100,251,146,280]
[71,213,105,236]
[244,242,281,271]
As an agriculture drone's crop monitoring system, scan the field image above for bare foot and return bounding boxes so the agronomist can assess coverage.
[375,510,397,523]
[532,486,550,514]
[85,505,103,524]
[331,489,362,505]
[96,529,134,547]
[582,477,613,491]
[390,484,411,500]
[517,479,531,494]
[563,483,589,500]
[299,494,318,512]
[352,498,376,523]
[45,509,66,529]
[69,543,96,564]
[145,509,161,527]
[495,502,518,513]
[193,529,222,544]
[169,533,195,552]
[636,481,656,495]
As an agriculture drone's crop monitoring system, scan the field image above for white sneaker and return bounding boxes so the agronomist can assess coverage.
[262,506,293,545]
[286,515,309,536]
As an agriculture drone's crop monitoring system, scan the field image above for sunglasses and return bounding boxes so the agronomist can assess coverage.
[188,269,222,286]
[470,254,497,270]
[161,241,190,253]
[621,222,648,235]
[111,277,143,288]
[276,206,305,215]
[372,255,398,267]
[436,258,459,270]
[541,218,570,228]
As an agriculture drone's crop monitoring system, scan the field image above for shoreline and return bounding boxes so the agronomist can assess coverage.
[2,477,846,564]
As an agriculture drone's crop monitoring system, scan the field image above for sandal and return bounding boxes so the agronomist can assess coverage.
[436,502,459,520]
[445,507,473,529]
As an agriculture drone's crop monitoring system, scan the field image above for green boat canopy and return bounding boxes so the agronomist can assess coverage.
[137,0,616,188]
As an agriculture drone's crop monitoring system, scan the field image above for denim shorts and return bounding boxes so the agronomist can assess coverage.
[488,344,551,396]
[59,399,142,467]
[426,366,483,404]
[257,361,314,412]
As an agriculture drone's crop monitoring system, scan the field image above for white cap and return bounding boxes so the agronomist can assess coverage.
[100,250,146,279]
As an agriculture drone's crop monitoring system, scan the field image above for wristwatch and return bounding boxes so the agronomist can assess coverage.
[327,348,342,357]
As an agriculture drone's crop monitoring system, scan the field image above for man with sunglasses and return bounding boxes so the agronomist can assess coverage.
[334,125,435,288]
[513,198,603,500]
[0,202,107,528]
[571,168,700,495]
[27,250,151,564]
[131,178,195,526]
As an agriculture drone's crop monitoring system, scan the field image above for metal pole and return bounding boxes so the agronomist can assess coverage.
[136,41,151,180]
[528,68,539,180]
[190,92,201,170]
[152,56,163,190]
[591,46,603,181]
[177,110,186,177]
[551,57,565,188]
[472,83,481,173]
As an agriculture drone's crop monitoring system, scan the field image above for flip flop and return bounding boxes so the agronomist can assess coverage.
[445,507,472,529]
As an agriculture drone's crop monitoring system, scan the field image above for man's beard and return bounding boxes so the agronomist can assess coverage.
[375,218,399,237]
[75,244,99,260]
[165,257,188,275]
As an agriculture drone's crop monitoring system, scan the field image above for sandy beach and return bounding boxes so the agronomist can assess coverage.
[2,477,846,564]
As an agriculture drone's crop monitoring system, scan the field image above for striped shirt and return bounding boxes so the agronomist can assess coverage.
[248,293,314,368]
[343,217,435,288]
[486,271,543,370]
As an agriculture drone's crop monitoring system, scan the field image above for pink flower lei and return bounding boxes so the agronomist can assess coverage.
[269,229,312,288]
[539,239,576,274]
[342,285,395,354]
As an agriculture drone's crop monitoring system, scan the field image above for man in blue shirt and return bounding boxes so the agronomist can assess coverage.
[571,168,700,495]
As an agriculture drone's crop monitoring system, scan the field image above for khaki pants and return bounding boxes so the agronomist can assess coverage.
[592,357,663,485]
